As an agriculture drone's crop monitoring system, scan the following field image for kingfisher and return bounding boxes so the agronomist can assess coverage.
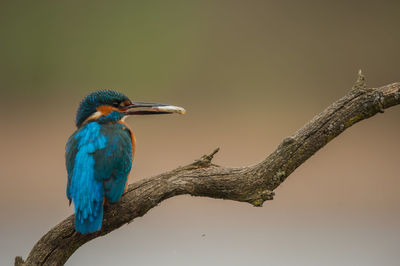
[65,90,185,234]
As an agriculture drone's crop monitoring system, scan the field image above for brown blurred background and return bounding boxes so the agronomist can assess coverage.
[1,1,400,265]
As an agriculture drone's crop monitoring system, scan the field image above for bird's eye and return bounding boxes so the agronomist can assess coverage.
[112,101,120,107]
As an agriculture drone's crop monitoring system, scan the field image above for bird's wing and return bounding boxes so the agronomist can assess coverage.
[92,123,133,202]
[66,122,133,204]
[65,122,109,233]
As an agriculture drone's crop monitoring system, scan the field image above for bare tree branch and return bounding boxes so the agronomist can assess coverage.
[15,74,400,265]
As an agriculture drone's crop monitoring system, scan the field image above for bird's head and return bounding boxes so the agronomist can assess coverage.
[75,90,185,127]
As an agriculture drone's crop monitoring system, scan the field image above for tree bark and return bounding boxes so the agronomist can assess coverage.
[15,73,400,265]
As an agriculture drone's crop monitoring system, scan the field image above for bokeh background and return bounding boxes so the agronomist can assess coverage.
[1,1,400,265]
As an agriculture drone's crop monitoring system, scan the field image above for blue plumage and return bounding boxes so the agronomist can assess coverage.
[75,90,129,127]
[66,89,184,234]
[66,90,133,234]
[66,122,107,233]
[66,121,132,234]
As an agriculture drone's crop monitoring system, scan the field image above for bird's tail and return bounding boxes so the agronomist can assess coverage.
[70,154,105,234]
[74,200,103,234]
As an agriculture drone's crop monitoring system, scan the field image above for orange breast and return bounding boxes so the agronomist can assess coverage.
[118,120,136,191]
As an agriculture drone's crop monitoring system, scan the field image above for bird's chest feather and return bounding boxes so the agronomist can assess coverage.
[66,121,134,183]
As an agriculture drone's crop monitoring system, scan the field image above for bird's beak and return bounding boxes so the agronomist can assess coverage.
[123,102,186,115]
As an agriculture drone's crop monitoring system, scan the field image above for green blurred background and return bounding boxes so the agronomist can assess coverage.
[1,1,400,265]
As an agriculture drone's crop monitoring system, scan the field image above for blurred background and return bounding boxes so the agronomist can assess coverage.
[1,1,400,265]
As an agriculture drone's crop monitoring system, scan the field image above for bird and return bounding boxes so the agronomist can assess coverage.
[65,90,185,234]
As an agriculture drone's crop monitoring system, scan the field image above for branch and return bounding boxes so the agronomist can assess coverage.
[15,74,400,265]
